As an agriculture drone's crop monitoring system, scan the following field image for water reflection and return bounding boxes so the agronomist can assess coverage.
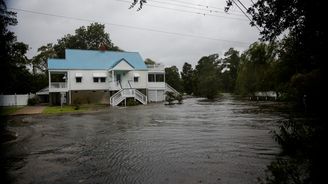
[2,95,288,183]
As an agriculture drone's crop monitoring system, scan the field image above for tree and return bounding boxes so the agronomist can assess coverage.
[165,66,182,93]
[0,1,34,94]
[194,54,221,99]
[226,0,323,108]
[31,43,56,74]
[1,0,17,93]
[129,0,147,11]
[165,91,175,105]
[235,42,278,95]
[180,62,194,95]
[144,58,156,65]
[53,23,122,58]
[219,48,240,92]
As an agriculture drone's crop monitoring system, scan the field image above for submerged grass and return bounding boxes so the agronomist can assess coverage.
[42,105,89,114]
[42,104,108,114]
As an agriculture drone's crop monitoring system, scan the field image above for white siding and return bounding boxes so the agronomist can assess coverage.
[148,82,165,90]
[123,71,148,89]
[68,70,110,90]
[60,70,149,91]
[148,90,165,102]
[49,64,166,93]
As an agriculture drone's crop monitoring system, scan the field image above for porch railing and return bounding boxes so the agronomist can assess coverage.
[146,64,164,71]
[110,88,147,106]
[50,82,67,89]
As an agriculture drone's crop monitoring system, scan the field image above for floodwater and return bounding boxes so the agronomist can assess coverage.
[2,95,286,184]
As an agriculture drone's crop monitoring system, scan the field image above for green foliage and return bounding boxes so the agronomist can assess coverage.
[261,157,310,184]
[144,58,156,65]
[27,97,39,106]
[260,117,326,184]
[0,1,48,94]
[53,23,122,58]
[43,105,89,114]
[235,42,278,95]
[31,43,56,74]
[73,98,82,110]
[194,54,221,99]
[0,107,21,116]
[165,91,175,105]
[181,62,194,95]
[126,98,139,106]
[175,94,183,104]
[165,66,183,93]
[289,70,321,110]
[129,0,147,11]
[220,48,240,92]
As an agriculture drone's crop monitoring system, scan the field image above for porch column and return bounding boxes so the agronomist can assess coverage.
[69,90,72,104]
[48,71,51,89]
[112,70,114,87]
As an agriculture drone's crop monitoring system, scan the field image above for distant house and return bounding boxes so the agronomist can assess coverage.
[48,49,178,106]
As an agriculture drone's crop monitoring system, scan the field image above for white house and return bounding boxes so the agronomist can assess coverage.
[48,49,178,106]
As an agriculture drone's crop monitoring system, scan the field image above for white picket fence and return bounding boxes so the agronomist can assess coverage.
[0,93,36,106]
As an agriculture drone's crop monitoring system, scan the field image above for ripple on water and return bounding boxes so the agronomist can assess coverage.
[5,96,285,184]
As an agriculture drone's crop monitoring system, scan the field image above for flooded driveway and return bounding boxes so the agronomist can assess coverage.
[3,95,286,184]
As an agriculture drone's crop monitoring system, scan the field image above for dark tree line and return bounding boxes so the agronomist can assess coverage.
[1,0,122,94]
[0,1,46,94]
[165,48,239,100]
[226,1,324,183]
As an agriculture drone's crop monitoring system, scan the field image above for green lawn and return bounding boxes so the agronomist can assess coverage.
[0,107,22,116]
[42,105,89,114]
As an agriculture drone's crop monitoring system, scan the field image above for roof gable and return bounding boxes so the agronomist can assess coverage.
[48,49,147,70]
[111,58,135,70]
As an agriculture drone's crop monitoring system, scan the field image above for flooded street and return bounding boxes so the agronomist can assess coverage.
[3,95,286,184]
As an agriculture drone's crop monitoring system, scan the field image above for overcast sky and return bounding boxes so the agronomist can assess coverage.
[7,0,260,69]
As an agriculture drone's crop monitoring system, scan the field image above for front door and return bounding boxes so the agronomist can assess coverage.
[116,74,121,82]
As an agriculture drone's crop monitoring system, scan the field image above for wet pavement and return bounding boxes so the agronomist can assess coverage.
[2,95,286,184]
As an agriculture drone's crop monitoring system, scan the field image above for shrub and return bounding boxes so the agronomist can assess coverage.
[175,94,183,104]
[73,98,82,110]
[165,91,175,105]
[28,97,39,106]
[126,98,139,106]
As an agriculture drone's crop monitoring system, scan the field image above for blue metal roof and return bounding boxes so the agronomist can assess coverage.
[48,49,147,70]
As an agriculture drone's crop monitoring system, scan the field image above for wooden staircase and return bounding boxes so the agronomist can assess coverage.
[110,88,147,106]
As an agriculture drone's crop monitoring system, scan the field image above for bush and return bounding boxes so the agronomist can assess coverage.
[28,97,39,106]
[176,94,183,104]
[126,98,139,106]
[73,98,82,110]
[165,91,175,105]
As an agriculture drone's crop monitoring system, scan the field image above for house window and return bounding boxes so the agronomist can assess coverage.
[156,74,164,82]
[93,77,106,83]
[134,77,139,82]
[148,74,155,82]
[76,77,82,83]
[148,73,164,82]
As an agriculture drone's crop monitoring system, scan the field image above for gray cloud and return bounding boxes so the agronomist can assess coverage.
[8,0,259,70]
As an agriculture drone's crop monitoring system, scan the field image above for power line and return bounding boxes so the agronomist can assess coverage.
[115,0,248,21]
[235,0,249,11]
[150,0,245,16]
[231,0,261,32]
[8,7,252,45]
[164,0,242,14]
